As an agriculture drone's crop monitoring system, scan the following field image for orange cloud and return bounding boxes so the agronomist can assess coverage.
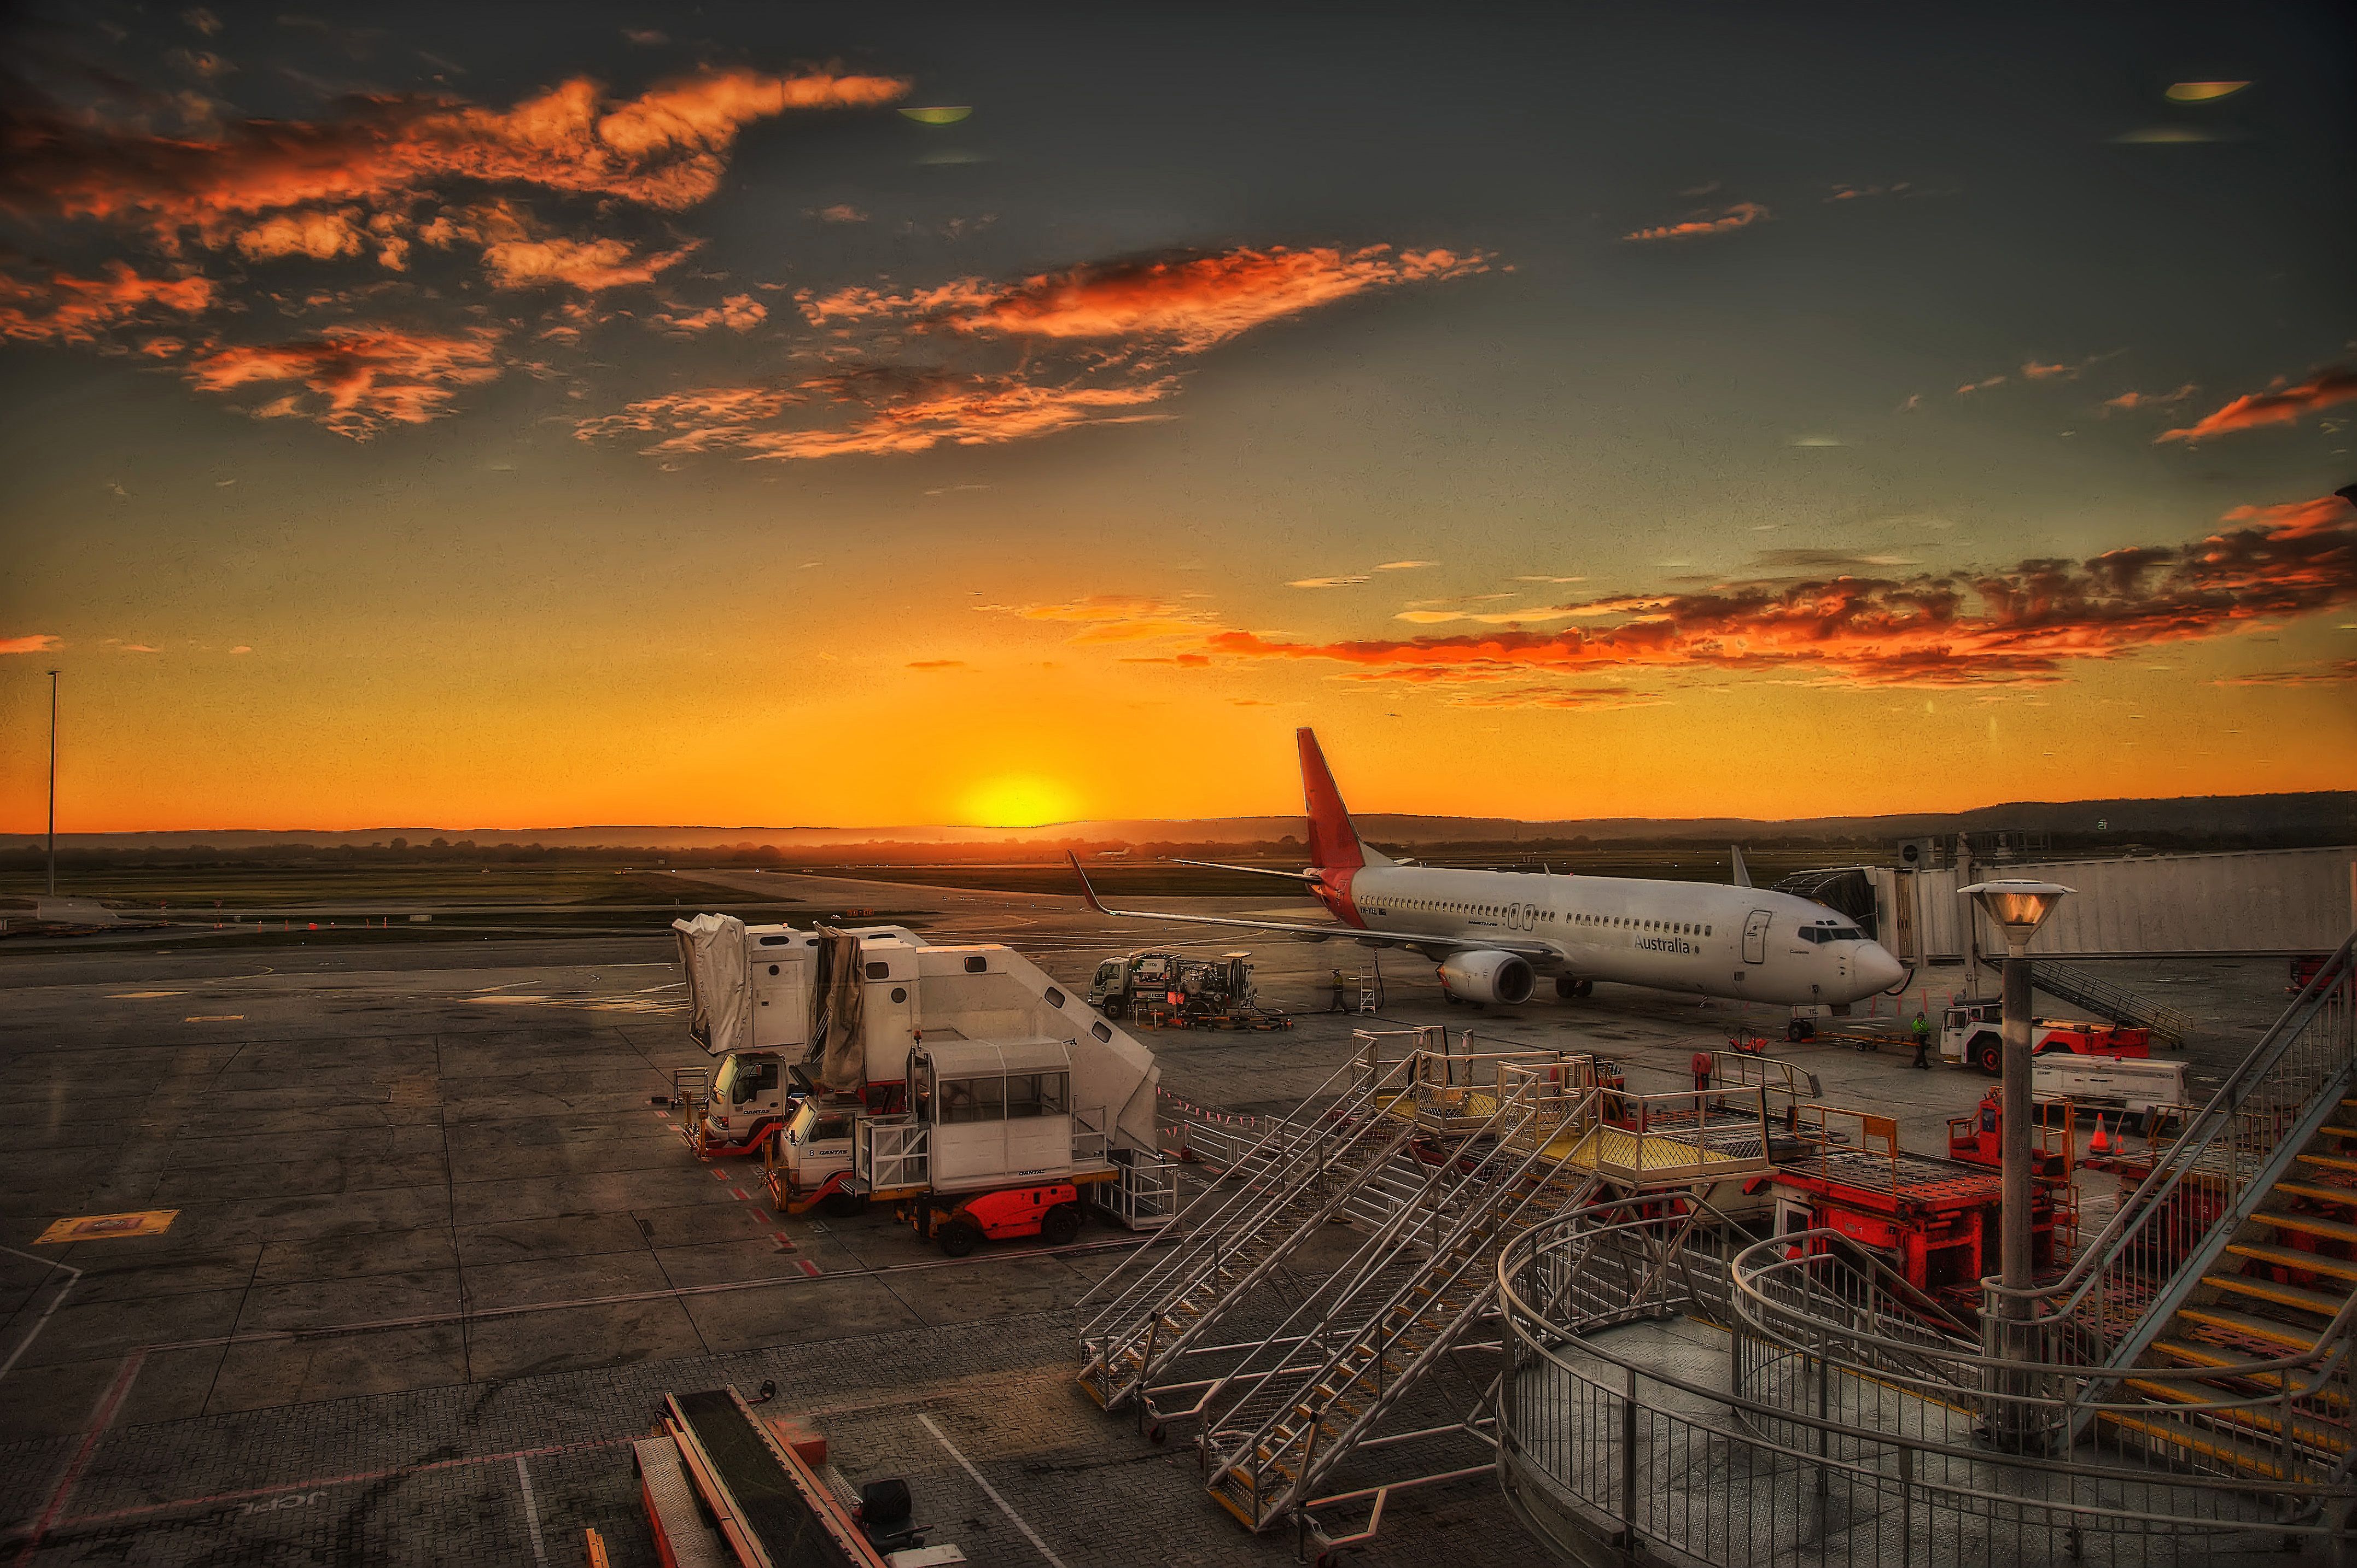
[231,207,371,262]
[2103,383,2196,412]
[481,236,695,291]
[801,244,1491,353]
[1181,494,2357,688]
[1,633,64,655]
[186,325,504,437]
[991,594,1221,645]
[0,262,215,344]
[578,372,1176,460]
[2211,658,2357,687]
[1,68,910,243]
[1621,201,1769,242]
[655,294,767,333]
[2160,368,2357,442]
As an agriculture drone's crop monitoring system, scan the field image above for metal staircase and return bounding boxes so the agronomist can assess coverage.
[2098,1099,2357,1481]
[2022,933,2357,1490]
[1198,1096,1607,1531]
[2029,959,2197,1048]
[1075,1032,1778,1550]
[1075,1046,1431,1413]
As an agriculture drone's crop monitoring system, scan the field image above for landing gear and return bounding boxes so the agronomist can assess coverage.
[1555,975,1594,999]
[1787,1019,1817,1043]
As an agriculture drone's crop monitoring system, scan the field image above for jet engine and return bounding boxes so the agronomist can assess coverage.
[1439,950,1534,1005]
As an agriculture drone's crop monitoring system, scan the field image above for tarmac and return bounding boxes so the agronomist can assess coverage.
[0,869,2296,1566]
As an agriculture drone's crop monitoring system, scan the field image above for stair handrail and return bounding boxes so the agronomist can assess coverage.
[1076,1047,1411,1325]
[2029,959,2196,1044]
[1991,929,2355,1353]
[1201,1076,1596,1511]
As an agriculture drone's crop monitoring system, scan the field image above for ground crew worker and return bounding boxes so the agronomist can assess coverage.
[1910,1011,1933,1069]
[1328,968,1349,1013]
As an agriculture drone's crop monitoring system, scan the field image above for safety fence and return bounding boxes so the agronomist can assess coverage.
[1498,1206,2357,1568]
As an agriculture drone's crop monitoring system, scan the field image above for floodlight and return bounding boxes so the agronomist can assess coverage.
[1961,880,2073,955]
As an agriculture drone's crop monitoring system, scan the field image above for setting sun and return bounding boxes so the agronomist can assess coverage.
[964,776,1080,828]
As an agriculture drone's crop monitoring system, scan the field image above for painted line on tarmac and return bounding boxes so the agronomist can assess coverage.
[50,1435,634,1533]
[0,1245,82,1386]
[12,1350,143,1566]
[918,1413,1069,1568]
[131,1237,1146,1355]
[514,1455,550,1566]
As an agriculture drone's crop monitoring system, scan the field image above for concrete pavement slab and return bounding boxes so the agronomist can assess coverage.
[464,1296,707,1380]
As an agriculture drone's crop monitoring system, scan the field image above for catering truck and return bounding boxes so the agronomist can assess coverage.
[672,914,1168,1233]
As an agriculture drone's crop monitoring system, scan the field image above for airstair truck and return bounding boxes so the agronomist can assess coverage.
[671,914,924,1160]
[675,915,1169,1227]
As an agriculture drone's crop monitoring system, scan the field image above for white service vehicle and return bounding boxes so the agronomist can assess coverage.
[672,914,1166,1225]
[2033,1054,2190,1132]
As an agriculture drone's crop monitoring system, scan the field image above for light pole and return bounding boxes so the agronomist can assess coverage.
[45,668,60,898]
[1962,878,2072,1448]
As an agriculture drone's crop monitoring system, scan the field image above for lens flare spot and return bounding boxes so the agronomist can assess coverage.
[2164,81,2249,102]
[900,105,974,125]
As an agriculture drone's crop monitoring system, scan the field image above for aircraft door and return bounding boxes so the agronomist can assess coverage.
[1742,910,1772,965]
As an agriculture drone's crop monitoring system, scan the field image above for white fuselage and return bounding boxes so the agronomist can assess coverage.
[1337,864,1906,1007]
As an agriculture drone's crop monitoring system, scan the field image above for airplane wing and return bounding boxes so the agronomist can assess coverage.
[1167,858,1325,882]
[1066,853,1557,959]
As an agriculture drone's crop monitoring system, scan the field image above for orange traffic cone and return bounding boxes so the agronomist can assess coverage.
[2088,1114,2111,1156]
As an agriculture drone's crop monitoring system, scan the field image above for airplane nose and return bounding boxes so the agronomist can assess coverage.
[1859,944,1906,994]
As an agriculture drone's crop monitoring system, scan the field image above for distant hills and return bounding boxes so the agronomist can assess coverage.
[8,791,2351,852]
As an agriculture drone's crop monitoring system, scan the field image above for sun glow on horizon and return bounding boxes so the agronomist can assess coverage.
[963,775,1081,828]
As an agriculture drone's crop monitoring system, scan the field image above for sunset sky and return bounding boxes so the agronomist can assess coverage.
[2,1,2353,833]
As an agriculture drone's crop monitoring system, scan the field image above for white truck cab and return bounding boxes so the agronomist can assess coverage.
[699,1050,793,1156]
[774,1096,864,1214]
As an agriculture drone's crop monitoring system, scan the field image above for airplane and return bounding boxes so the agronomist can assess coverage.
[1067,727,1910,1015]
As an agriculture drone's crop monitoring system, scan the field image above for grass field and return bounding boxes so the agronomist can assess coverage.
[0,864,769,911]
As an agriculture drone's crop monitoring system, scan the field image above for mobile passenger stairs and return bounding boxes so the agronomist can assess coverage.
[2030,959,2198,1051]
[1074,1028,1776,1559]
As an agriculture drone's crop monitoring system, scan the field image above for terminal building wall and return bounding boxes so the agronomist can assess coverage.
[1889,846,2355,962]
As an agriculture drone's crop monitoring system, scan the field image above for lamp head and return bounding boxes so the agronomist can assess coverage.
[1961,880,2073,954]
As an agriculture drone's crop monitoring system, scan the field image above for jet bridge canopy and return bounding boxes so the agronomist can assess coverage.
[673,913,752,1056]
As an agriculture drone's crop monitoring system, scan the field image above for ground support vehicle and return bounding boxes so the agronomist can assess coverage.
[1938,996,2152,1074]
[674,914,1169,1225]
[849,1037,1141,1253]
[635,1384,955,1567]
[672,915,923,1159]
[1088,950,1285,1029]
[2030,1051,2187,1132]
[1772,1104,2063,1313]
[1945,1088,2075,1180]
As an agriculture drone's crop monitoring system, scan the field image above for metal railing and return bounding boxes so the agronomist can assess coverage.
[1499,1206,2357,1567]
[855,1115,927,1191]
[2008,934,2356,1423]
[1090,1150,1178,1231]
[2031,959,2197,1048]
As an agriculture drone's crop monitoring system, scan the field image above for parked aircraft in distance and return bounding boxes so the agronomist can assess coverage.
[1068,728,1910,1010]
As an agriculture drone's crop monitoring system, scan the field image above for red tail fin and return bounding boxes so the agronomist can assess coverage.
[1298,728,1366,871]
